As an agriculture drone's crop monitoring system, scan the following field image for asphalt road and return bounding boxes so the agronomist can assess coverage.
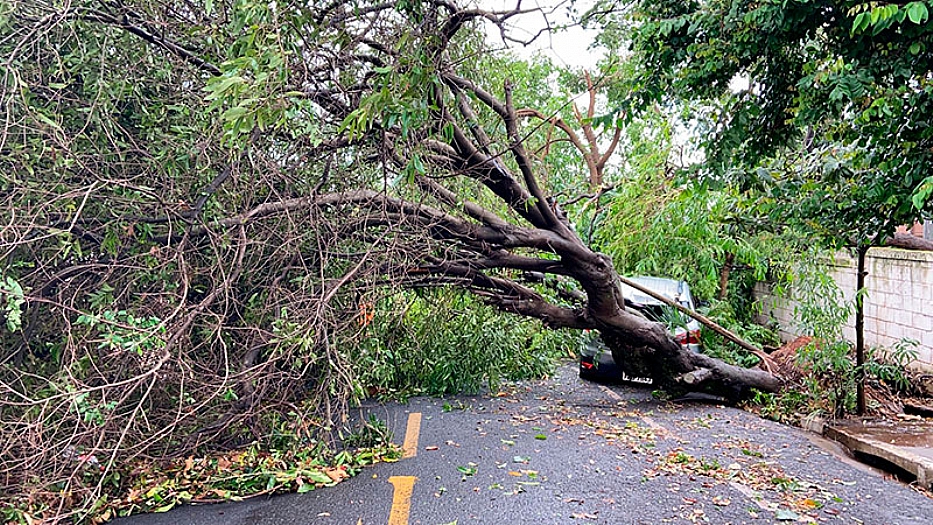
[115,362,933,524]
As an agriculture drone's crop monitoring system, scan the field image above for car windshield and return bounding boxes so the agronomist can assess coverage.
[621,277,691,308]
[638,304,691,330]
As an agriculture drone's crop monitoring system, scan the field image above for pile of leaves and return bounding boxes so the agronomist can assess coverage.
[2,437,401,524]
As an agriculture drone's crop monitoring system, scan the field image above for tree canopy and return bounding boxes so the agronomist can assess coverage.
[613,0,933,414]
[617,0,933,236]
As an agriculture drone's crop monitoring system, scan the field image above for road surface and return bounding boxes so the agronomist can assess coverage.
[116,362,933,524]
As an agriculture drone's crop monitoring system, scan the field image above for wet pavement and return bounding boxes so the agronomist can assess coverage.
[115,362,933,525]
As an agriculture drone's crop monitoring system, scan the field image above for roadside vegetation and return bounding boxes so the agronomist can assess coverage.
[354,290,581,399]
[2,0,933,523]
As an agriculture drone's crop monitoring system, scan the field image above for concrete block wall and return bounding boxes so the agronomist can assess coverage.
[755,247,933,371]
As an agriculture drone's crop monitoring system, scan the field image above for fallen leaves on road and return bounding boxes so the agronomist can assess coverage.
[711,496,731,506]
[102,443,400,519]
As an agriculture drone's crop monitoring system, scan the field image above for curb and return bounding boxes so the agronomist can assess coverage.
[822,420,933,489]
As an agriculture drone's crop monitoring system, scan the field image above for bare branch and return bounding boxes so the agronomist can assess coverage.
[502,80,565,230]
[78,7,221,76]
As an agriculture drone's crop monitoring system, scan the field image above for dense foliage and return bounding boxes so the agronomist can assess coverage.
[12,0,928,520]
[600,0,933,413]
[355,290,580,397]
[616,0,933,240]
[0,1,606,519]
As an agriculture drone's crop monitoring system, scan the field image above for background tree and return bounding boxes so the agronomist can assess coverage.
[606,0,933,413]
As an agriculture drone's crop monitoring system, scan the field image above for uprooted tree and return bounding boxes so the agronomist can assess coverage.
[0,0,780,515]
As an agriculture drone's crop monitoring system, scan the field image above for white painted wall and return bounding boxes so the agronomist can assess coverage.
[755,247,933,371]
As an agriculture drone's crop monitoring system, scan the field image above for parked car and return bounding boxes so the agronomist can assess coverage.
[579,276,702,383]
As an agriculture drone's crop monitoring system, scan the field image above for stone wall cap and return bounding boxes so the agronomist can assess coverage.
[830,247,933,266]
[867,246,933,262]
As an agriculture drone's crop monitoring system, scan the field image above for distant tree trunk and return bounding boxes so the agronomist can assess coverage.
[718,252,735,300]
[855,245,869,415]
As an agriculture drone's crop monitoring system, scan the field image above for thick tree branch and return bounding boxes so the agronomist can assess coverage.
[422,261,591,329]
[503,81,566,230]
[153,190,578,256]
[414,176,510,229]
[433,86,549,227]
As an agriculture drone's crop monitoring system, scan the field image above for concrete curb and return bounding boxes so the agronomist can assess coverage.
[823,420,933,489]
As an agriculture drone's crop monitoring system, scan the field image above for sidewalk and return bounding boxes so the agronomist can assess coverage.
[825,419,933,489]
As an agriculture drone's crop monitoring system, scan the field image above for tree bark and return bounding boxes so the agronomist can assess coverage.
[885,232,933,251]
[718,252,734,300]
[855,245,868,415]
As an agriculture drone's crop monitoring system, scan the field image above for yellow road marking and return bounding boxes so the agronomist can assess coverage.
[388,476,417,525]
[402,412,422,458]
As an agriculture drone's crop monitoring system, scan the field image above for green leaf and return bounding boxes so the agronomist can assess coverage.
[152,502,176,513]
[907,2,929,24]
[774,509,799,521]
[910,42,923,55]
[222,106,249,121]
[852,12,868,35]
[304,469,333,484]
[412,155,425,174]
[912,176,933,209]
[204,76,246,100]
[34,112,62,130]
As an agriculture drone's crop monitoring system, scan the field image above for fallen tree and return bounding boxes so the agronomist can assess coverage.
[0,0,781,517]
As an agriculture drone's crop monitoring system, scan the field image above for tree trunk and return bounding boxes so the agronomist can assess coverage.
[601,322,782,398]
[718,252,735,300]
[885,232,933,251]
[855,245,868,415]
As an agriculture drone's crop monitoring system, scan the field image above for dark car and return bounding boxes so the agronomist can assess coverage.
[579,276,702,383]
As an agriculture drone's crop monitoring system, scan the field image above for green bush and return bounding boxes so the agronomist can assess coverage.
[350,289,582,398]
[795,338,919,417]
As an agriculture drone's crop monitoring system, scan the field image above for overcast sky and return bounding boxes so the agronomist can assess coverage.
[476,0,603,70]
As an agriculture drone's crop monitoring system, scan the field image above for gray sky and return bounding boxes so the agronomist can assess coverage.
[477,0,602,70]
